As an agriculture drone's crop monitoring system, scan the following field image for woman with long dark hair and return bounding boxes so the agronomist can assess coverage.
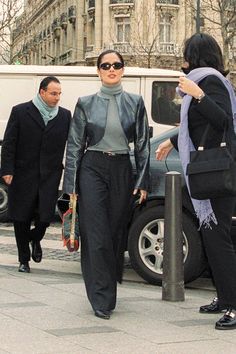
[156,33,236,330]
[63,50,150,319]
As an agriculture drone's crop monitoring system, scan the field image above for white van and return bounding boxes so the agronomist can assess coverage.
[0,65,182,140]
[0,65,182,221]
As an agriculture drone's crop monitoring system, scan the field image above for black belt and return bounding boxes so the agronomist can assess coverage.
[103,151,128,156]
[88,150,129,157]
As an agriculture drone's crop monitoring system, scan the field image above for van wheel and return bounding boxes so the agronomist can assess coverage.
[128,205,206,285]
[0,182,8,222]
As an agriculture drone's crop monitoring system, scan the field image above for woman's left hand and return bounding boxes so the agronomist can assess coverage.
[178,76,204,99]
[133,189,147,204]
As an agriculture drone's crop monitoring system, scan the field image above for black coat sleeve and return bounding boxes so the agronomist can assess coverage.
[170,133,178,151]
[193,75,232,131]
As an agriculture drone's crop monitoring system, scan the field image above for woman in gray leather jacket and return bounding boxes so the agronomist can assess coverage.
[63,50,150,320]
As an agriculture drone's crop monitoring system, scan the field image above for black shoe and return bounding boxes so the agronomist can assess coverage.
[94,310,111,320]
[199,297,221,313]
[18,262,30,273]
[215,308,236,330]
[31,240,42,263]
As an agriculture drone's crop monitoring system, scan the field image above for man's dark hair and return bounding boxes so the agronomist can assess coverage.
[97,49,124,68]
[39,76,60,92]
[183,33,227,76]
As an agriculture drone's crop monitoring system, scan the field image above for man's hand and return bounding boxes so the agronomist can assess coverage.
[2,175,13,185]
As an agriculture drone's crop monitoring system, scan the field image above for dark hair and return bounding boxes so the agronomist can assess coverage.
[39,76,60,92]
[97,49,124,68]
[183,33,227,76]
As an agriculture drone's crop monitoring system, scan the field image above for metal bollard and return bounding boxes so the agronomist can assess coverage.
[162,171,185,301]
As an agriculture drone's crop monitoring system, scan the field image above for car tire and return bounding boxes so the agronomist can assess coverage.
[0,182,8,222]
[128,205,206,285]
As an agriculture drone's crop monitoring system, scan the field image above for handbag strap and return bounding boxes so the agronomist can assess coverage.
[198,122,228,151]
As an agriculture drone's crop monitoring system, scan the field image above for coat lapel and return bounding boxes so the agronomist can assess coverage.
[45,108,61,133]
[116,92,135,138]
[27,102,45,129]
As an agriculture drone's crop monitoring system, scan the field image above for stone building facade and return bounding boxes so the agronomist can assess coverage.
[11,0,84,65]
[10,0,236,76]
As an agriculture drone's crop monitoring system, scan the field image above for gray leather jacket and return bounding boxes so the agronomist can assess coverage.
[63,91,150,194]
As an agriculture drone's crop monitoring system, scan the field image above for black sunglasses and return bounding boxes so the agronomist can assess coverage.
[99,62,124,70]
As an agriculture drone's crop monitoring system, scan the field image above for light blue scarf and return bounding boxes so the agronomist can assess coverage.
[32,93,59,126]
[177,67,236,228]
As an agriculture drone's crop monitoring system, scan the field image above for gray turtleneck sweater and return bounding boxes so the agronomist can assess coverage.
[87,83,129,154]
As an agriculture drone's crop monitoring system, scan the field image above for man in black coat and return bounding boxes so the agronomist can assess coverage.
[0,76,71,273]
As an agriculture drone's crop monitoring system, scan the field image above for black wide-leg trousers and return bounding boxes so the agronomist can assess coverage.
[200,196,236,309]
[78,151,134,312]
[13,219,49,263]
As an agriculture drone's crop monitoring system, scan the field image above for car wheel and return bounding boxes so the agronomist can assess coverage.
[0,183,8,222]
[128,205,206,285]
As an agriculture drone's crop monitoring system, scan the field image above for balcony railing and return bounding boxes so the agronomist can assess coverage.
[110,0,134,4]
[156,0,179,4]
[108,43,133,54]
[106,42,180,55]
[159,43,180,55]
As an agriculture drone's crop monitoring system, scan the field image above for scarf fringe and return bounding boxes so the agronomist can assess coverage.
[196,209,218,230]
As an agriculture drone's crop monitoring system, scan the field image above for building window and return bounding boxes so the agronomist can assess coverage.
[116,17,130,43]
[159,13,172,43]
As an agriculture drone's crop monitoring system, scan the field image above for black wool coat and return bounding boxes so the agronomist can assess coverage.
[1,101,71,222]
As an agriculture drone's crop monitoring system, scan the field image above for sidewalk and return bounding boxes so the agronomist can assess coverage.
[0,223,236,354]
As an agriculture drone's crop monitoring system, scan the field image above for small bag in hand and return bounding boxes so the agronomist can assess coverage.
[186,124,236,200]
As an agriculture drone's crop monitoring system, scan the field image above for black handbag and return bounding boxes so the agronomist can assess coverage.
[186,124,236,200]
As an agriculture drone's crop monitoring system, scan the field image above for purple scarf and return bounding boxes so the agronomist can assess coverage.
[177,67,236,228]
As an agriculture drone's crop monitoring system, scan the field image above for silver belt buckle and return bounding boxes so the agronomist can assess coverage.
[107,151,115,156]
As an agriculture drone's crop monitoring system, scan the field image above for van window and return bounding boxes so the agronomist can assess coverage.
[151,81,182,126]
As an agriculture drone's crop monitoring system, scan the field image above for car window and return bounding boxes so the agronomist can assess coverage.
[151,81,182,126]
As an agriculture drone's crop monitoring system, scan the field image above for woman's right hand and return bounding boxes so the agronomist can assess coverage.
[155,139,173,160]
